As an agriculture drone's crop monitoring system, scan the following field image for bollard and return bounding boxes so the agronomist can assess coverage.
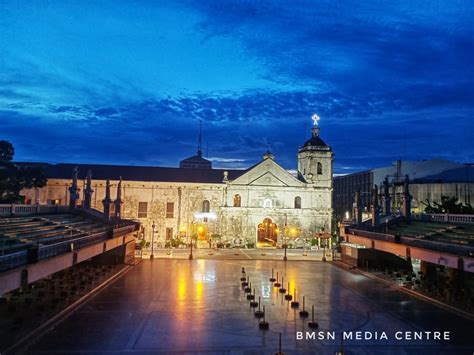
[274,272,281,287]
[308,305,318,328]
[246,285,255,300]
[279,276,286,293]
[242,275,249,287]
[245,281,252,294]
[275,332,285,355]
[299,295,309,317]
[242,267,246,274]
[249,289,258,306]
[269,268,276,282]
[259,305,269,330]
[255,296,264,318]
[335,333,345,355]
[284,282,292,301]
[290,288,299,308]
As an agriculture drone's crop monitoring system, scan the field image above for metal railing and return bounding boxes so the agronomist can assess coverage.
[347,228,396,243]
[38,231,110,260]
[0,220,138,272]
[0,250,29,272]
[347,228,474,257]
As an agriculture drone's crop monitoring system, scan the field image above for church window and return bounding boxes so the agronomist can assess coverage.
[138,202,148,218]
[202,200,210,213]
[294,196,301,209]
[233,194,241,207]
[263,199,272,208]
[317,162,323,175]
[166,202,174,218]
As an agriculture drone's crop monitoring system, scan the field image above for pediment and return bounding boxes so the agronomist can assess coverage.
[230,158,304,187]
[248,172,288,186]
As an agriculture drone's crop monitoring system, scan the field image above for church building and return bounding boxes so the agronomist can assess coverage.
[21,117,333,248]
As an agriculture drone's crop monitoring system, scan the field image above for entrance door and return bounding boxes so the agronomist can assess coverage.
[257,218,277,247]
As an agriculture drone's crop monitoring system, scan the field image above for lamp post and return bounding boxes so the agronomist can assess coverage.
[321,232,327,262]
[283,224,288,261]
[189,221,194,260]
[151,221,156,260]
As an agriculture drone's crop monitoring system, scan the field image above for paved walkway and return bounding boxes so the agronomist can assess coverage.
[141,248,332,261]
[29,260,473,354]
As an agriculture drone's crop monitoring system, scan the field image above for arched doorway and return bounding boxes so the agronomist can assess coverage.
[257,218,278,247]
[196,224,207,240]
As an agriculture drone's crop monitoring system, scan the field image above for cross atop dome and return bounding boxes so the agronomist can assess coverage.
[312,113,320,126]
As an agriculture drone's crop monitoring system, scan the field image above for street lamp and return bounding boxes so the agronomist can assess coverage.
[320,229,327,262]
[283,224,288,261]
[189,221,194,260]
[151,221,156,260]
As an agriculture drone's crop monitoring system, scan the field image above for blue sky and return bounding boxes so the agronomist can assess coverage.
[1,0,473,173]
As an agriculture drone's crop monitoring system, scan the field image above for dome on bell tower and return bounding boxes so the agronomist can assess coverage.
[297,114,333,184]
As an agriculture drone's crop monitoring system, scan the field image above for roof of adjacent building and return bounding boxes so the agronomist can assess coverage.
[179,154,212,169]
[412,166,474,183]
[388,220,474,248]
[15,162,247,184]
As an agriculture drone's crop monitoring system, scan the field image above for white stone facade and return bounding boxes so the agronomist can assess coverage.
[22,126,334,247]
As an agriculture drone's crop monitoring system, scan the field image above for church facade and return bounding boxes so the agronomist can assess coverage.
[21,120,333,248]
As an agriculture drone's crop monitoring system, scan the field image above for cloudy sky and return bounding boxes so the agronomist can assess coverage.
[1,0,473,173]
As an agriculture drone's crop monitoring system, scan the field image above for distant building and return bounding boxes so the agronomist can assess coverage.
[20,119,334,248]
[333,159,473,220]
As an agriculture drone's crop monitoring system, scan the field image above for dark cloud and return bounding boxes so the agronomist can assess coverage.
[1,0,473,173]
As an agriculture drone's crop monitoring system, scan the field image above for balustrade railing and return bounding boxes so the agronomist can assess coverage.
[0,204,68,217]
[412,213,474,224]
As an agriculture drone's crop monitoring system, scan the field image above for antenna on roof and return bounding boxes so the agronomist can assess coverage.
[206,140,209,158]
[197,120,202,157]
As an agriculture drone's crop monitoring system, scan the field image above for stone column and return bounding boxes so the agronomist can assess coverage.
[353,190,363,227]
[83,170,93,209]
[114,177,123,222]
[381,177,391,216]
[102,179,112,220]
[402,175,412,221]
[371,185,380,228]
[68,166,80,210]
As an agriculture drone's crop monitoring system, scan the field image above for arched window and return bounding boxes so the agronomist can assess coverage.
[294,196,301,209]
[263,198,272,209]
[317,162,323,175]
[202,200,210,213]
[233,194,241,207]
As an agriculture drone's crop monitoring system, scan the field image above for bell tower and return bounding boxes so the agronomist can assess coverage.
[297,114,333,187]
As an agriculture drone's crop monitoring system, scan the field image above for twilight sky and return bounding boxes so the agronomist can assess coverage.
[1,0,473,173]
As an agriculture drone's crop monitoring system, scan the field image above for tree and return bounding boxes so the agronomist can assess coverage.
[421,195,473,214]
[0,140,47,203]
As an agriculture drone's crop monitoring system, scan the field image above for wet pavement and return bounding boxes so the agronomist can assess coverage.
[29,260,474,354]
[141,248,330,261]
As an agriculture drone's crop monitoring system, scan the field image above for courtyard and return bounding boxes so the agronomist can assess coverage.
[27,260,473,354]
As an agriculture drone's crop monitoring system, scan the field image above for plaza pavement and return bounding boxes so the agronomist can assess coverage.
[27,259,474,354]
[141,247,333,261]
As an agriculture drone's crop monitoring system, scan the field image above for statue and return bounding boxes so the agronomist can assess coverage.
[311,113,320,126]
[72,166,79,186]
[372,184,379,208]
